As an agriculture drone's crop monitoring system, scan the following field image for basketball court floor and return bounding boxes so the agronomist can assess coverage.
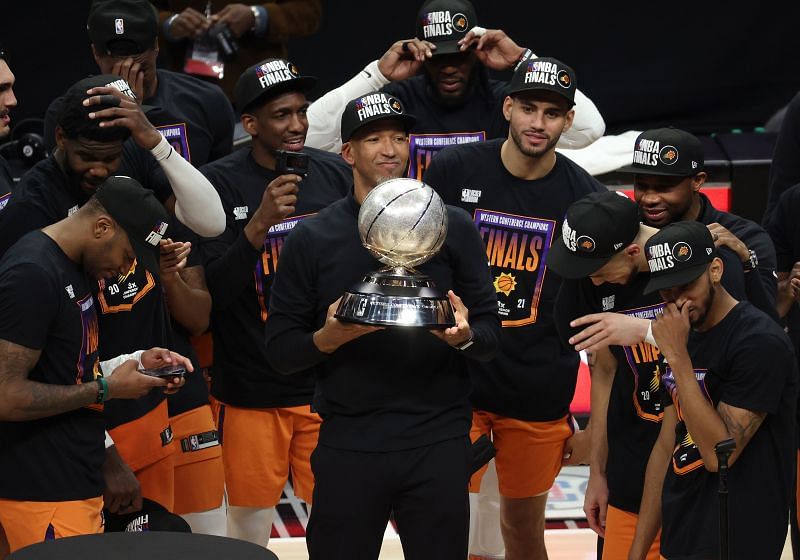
[265,464,795,559]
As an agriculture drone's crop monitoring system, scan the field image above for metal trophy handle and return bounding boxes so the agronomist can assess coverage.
[335,178,456,328]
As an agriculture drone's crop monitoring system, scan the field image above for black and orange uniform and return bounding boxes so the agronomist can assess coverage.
[764,183,800,555]
[44,70,235,166]
[423,139,605,497]
[382,70,508,181]
[695,192,778,321]
[555,275,665,560]
[0,231,104,552]
[165,223,224,516]
[659,302,797,559]
[0,155,178,510]
[200,146,350,507]
[264,194,500,559]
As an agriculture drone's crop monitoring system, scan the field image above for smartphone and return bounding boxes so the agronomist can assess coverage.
[138,364,186,379]
[275,149,309,177]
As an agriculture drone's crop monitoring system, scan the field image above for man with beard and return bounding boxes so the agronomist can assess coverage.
[264,93,501,559]
[566,128,778,354]
[304,0,604,180]
[0,47,17,204]
[629,221,796,560]
[199,58,351,546]
[422,57,605,560]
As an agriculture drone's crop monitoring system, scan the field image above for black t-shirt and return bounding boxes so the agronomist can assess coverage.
[555,274,666,513]
[200,147,351,408]
[660,302,797,560]
[0,153,13,204]
[764,91,800,223]
[0,232,105,501]
[264,196,501,451]
[424,139,606,420]
[382,70,508,181]
[44,69,235,167]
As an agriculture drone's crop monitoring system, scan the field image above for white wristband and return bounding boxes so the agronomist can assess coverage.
[100,350,145,377]
[645,321,657,346]
[104,430,115,449]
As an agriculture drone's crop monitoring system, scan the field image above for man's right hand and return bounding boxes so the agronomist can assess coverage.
[83,86,163,150]
[102,445,142,515]
[377,38,437,82]
[244,174,301,249]
[313,297,384,354]
[105,360,169,399]
[168,7,211,40]
[583,471,609,537]
[568,313,650,352]
[458,28,526,71]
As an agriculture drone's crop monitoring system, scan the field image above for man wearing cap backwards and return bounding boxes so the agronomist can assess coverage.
[264,92,500,559]
[199,58,351,546]
[417,56,604,559]
[0,47,17,205]
[305,0,605,179]
[43,0,235,169]
[0,177,193,554]
[627,221,796,560]
[0,76,219,520]
[567,127,778,353]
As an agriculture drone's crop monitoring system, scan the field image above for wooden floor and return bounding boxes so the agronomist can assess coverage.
[267,529,796,560]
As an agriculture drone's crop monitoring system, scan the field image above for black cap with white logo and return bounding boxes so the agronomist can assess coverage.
[340,91,417,142]
[416,0,477,55]
[87,0,158,56]
[94,176,170,280]
[547,191,641,279]
[618,128,704,176]
[644,221,715,294]
[507,57,577,107]
[234,58,317,114]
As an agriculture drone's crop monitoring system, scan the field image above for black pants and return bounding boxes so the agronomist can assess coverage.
[307,436,471,560]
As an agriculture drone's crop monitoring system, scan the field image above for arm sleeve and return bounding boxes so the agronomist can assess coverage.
[261,0,322,41]
[150,135,226,237]
[558,88,606,149]
[264,225,330,374]
[305,60,391,153]
[201,228,263,311]
[0,263,57,349]
[765,92,800,222]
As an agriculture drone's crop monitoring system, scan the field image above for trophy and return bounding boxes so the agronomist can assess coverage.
[335,178,456,328]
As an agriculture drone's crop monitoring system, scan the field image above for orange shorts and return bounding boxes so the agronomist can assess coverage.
[469,411,573,498]
[219,403,320,507]
[0,496,103,553]
[602,505,661,560]
[135,452,176,512]
[171,405,225,515]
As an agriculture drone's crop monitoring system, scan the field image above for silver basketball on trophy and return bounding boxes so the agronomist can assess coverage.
[335,178,456,328]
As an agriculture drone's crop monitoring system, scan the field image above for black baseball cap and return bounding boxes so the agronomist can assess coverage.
[644,221,716,294]
[617,128,704,176]
[87,0,158,56]
[547,191,641,279]
[340,91,417,142]
[507,57,577,107]
[104,498,191,533]
[94,176,170,280]
[416,0,477,55]
[234,58,316,114]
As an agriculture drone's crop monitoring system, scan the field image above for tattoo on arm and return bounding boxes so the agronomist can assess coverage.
[717,402,766,452]
[0,339,97,421]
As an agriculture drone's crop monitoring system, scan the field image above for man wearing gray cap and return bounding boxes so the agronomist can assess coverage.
[0,177,192,554]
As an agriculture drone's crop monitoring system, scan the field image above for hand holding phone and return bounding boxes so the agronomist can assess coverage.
[138,364,187,379]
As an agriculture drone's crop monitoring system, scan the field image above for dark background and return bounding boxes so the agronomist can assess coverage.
[3,1,800,136]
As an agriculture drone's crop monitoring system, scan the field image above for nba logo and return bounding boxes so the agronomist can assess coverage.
[115,18,124,35]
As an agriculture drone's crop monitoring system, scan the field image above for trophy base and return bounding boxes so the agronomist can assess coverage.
[335,270,456,328]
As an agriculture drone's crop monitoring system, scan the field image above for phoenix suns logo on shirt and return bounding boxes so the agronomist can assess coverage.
[255,213,315,321]
[474,209,556,327]
[621,303,666,423]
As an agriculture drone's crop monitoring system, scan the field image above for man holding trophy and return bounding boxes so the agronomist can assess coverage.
[264,91,501,559]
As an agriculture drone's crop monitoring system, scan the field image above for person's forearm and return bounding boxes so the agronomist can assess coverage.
[0,378,99,421]
[588,354,613,472]
[629,438,670,560]
[670,355,729,471]
[306,60,390,152]
[459,314,500,362]
[151,136,225,236]
[204,233,263,311]
[162,275,211,336]
[267,329,329,374]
